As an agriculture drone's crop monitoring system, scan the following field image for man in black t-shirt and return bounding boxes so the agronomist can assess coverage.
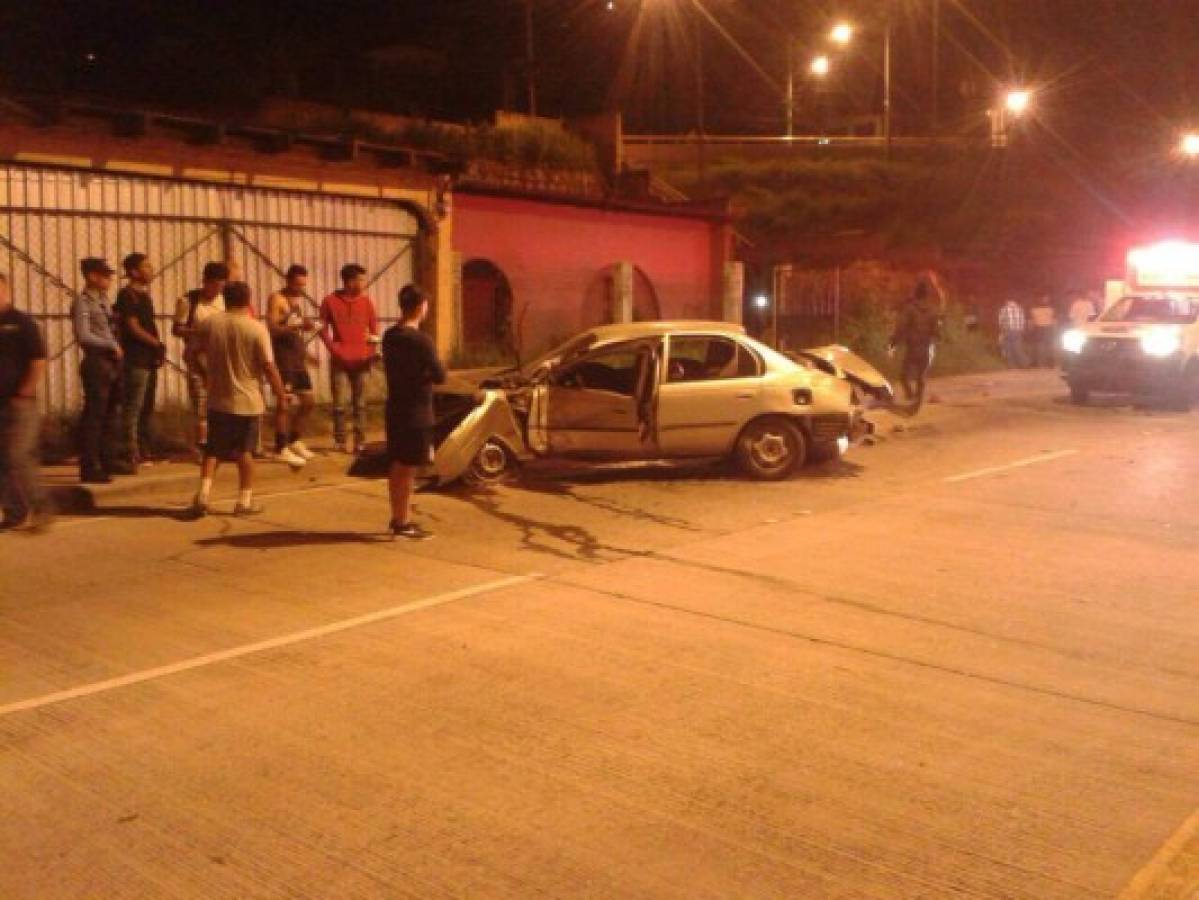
[382,284,446,540]
[0,272,51,531]
[114,253,164,467]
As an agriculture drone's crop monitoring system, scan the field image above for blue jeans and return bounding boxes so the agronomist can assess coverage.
[331,365,368,444]
[0,399,46,522]
[121,365,157,461]
[1001,331,1028,368]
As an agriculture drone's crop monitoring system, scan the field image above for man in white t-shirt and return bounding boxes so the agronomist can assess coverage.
[172,261,228,453]
[1069,293,1097,328]
[185,282,290,519]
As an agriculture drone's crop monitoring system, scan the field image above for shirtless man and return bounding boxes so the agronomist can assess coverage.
[266,265,317,466]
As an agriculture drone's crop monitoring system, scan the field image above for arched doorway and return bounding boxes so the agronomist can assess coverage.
[581,264,662,329]
[461,259,514,350]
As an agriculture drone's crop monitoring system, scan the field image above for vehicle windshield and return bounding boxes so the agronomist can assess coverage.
[519,332,598,378]
[1102,296,1199,324]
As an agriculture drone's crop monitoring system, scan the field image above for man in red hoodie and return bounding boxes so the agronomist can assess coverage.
[319,263,379,452]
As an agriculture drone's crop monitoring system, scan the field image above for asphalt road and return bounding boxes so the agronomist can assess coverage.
[2,371,1197,899]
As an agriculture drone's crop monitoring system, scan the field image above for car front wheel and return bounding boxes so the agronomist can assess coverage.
[735,417,806,481]
[464,439,514,486]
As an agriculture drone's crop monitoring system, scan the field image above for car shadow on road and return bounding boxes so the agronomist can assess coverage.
[193,530,392,550]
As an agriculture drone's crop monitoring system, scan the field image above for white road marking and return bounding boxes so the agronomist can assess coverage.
[944,450,1078,484]
[0,573,540,718]
[1118,806,1199,898]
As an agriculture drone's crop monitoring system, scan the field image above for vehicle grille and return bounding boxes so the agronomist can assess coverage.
[810,414,850,442]
[1081,337,1140,360]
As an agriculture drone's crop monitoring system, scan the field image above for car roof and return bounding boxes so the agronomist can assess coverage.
[586,321,748,341]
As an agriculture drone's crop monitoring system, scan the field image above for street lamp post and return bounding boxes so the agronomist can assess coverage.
[822,16,891,157]
[523,0,537,116]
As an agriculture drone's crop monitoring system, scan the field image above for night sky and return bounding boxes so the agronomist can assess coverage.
[1,0,1196,159]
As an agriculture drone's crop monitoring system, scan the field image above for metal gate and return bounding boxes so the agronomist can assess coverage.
[0,163,421,415]
[771,264,842,349]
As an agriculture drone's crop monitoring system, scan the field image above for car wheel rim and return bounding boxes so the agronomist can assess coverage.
[751,430,791,468]
[473,442,508,479]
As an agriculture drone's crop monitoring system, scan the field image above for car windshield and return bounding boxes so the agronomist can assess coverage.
[1102,296,1199,324]
[519,333,598,378]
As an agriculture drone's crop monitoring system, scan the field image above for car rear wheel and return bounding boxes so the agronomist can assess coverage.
[735,417,805,481]
[464,439,514,486]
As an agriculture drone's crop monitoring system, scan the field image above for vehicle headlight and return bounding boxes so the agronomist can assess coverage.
[1061,330,1087,354]
[1141,329,1182,358]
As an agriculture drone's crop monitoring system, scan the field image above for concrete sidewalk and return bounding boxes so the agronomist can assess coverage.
[38,369,1065,513]
[40,440,370,514]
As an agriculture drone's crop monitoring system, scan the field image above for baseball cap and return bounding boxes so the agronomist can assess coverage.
[80,257,115,277]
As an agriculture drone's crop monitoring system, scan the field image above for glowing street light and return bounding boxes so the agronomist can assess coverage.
[1005,89,1032,116]
[810,55,830,77]
[1181,132,1199,158]
[830,22,853,46]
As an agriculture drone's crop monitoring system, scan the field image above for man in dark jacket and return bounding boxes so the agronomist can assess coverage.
[889,274,943,404]
[382,284,446,540]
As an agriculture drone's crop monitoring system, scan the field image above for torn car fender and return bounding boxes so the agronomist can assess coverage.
[432,390,528,486]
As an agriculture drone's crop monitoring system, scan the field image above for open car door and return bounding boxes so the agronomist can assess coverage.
[536,337,661,459]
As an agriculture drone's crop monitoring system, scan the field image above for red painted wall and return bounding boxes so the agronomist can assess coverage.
[453,191,727,353]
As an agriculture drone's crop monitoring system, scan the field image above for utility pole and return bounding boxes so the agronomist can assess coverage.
[883,0,893,159]
[524,0,537,116]
[931,0,941,136]
[694,13,706,185]
[785,37,794,139]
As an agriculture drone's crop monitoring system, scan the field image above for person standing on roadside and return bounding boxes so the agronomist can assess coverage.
[173,262,228,456]
[998,298,1029,368]
[114,253,164,467]
[1028,294,1058,368]
[72,257,133,483]
[319,263,379,454]
[1069,292,1097,328]
[0,272,52,531]
[383,285,445,540]
[888,274,943,404]
[266,264,316,468]
[186,282,291,519]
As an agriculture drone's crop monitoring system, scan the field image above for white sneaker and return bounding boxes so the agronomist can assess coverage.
[275,447,307,470]
[289,440,315,461]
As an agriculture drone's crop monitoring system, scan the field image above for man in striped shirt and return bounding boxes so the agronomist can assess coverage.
[998,299,1029,368]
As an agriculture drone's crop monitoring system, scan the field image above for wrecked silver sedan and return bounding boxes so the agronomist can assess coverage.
[430,321,889,486]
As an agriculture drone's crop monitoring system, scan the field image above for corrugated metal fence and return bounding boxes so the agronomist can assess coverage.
[0,163,421,415]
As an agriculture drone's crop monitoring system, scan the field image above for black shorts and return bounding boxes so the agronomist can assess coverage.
[386,424,434,466]
[281,369,313,393]
[206,411,260,461]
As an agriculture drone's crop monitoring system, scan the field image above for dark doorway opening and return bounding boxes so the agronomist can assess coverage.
[461,259,514,350]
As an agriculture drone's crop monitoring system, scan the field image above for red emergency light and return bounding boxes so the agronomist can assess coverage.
[1127,240,1199,291]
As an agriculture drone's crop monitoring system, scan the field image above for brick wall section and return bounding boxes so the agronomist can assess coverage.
[453,191,730,353]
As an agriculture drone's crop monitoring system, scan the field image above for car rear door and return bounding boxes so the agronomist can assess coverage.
[656,334,763,457]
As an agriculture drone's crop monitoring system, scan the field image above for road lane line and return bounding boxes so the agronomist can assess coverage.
[943,449,1078,484]
[0,573,540,719]
[1118,806,1199,899]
